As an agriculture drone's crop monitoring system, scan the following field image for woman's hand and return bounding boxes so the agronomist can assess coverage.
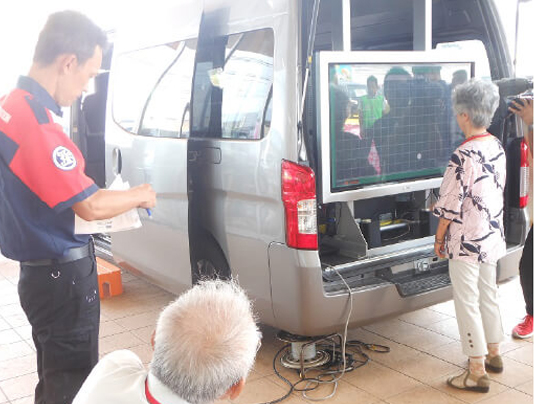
[434,217,451,259]
[434,238,446,259]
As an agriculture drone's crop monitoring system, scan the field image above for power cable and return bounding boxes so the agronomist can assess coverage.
[252,267,389,404]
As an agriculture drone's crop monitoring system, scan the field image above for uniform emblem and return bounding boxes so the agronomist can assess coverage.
[52,146,77,171]
[0,106,11,123]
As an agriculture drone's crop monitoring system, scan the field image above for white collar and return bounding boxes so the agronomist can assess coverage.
[146,372,191,404]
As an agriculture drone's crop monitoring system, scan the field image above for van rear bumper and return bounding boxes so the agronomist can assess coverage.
[267,242,521,336]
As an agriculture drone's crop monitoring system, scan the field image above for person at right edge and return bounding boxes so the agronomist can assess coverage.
[0,11,156,404]
[510,97,533,339]
[433,79,505,393]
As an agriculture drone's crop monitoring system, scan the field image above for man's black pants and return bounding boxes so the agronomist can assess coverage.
[18,254,100,404]
[519,226,533,316]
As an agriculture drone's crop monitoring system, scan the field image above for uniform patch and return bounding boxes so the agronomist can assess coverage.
[0,106,11,123]
[52,146,77,171]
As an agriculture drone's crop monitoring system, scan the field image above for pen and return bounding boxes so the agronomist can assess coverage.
[146,208,152,217]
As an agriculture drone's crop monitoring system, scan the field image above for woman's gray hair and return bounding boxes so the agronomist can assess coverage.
[150,280,261,404]
[452,78,500,128]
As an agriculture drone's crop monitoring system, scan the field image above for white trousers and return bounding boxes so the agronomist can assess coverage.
[448,259,504,357]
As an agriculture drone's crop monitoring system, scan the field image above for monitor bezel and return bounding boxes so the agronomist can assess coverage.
[315,51,475,204]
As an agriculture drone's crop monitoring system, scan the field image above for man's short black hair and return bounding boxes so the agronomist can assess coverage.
[33,10,108,66]
[367,75,378,86]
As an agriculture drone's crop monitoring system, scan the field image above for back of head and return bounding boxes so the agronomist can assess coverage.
[150,280,261,404]
[452,78,500,128]
[33,10,108,66]
[384,67,411,110]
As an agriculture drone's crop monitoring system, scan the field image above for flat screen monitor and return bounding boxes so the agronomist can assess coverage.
[315,51,475,203]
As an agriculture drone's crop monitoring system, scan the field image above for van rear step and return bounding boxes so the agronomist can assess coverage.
[392,271,451,297]
[94,233,113,261]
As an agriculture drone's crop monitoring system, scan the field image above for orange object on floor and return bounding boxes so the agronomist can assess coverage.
[96,257,123,298]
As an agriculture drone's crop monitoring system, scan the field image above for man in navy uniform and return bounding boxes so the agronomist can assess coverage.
[0,11,156,404]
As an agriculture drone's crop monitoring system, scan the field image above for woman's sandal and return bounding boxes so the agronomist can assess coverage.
[447,370,490,393]
[485,355,503,373]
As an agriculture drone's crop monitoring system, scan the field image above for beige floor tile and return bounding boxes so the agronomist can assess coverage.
[10,396,34,404]
[0,277,16,292]
[131,325,155,344]
[0,291,21,306]
[0,354,36,381]
[0,328,22,344]
[0,264,20,282]
[364,319,408,339]
[0,341,34,362]
[0,387,7,403]
[0,303,25,317]
[13,325,32,342]
[121,279,171,300]
[488,357,533,388]
[0,291,17,305]
[300,379,381,404]
[504,344,533,367]
[475,388,533,404]
[423,317,461,341]
[231,377,307,404]
[0,318,10,332]
[0,372,38,401]
[114,310,160,331]
[500,335,532,355]
[250,332,285,377]
[385,385,465,404]
[2,312,29,328]
[245,369,264,383]
[386,351,461,384]
[364,339,421,369]
[371,320,455,351]
[431,341,468,367]
[398,308,452,327]
[429,300,457,317]
[515,379,533,396]
[428,370,508,403]
[99,320,126,338]
[128,344,154,365]
[99,331,144,355]
[343,360,424,399]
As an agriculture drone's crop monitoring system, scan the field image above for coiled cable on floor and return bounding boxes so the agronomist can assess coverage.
[252,267,389,404]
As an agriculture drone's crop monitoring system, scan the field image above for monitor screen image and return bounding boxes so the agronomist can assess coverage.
[316,52,474,202]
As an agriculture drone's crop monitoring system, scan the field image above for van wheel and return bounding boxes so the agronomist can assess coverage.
[192,239,231,283]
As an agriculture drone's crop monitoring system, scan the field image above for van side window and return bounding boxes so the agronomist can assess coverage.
[139,39,197,138]
[112,45,180,133]
[436,40,491,80]
[191,29,274,140]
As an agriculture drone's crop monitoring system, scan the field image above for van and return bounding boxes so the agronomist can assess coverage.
[74,0,530,336]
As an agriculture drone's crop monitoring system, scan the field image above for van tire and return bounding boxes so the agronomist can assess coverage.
[192,236,231,283]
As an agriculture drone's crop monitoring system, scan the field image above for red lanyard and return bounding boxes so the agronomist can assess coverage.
[145,378,162,404]
[461,132,491,145]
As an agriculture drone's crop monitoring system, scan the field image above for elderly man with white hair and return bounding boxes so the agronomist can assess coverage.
[73,280,261,404]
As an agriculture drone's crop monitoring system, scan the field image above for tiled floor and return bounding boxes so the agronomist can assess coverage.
[0,255,531,404]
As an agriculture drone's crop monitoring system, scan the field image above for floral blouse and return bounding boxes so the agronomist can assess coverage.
[433,135,506,263]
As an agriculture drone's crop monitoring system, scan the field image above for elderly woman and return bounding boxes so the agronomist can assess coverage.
[433,79,505,393]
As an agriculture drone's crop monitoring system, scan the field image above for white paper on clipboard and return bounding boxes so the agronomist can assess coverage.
[74,175,142,234]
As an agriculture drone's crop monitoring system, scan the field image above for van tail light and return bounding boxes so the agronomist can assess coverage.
[281,160,318,250]
[519,139,529,209]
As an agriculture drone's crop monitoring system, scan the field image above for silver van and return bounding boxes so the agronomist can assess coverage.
[75,0,530,336]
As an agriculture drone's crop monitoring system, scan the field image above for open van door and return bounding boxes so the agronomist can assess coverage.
[104,2,202,293]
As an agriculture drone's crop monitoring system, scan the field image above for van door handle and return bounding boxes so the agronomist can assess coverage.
[188,150,200,162]
[112,148,122,175]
